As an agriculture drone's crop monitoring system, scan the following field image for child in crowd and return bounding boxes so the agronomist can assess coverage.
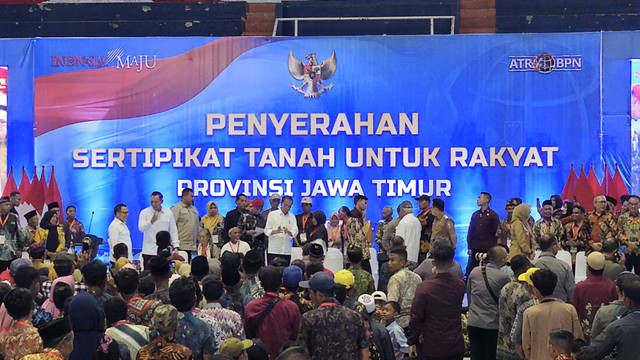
[382,301,408,360]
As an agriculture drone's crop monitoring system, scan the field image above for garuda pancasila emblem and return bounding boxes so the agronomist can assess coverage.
[288,51,337,98]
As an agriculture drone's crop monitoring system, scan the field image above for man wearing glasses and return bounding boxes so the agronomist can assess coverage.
[587,195,618,252]
[618,195,640,274]
[108,203,132,263]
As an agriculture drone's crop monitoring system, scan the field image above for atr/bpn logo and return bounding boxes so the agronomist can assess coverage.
[508,53,582,74]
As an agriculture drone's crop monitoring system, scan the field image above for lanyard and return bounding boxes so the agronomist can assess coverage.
[0,213,9,227]
[572,221,583,239]
[44,351,63,359]
[265,292,279,297]
[545,220,550,232]
[127,296,142,303]
[329,227,340,240]
[69,219,76,229]
[320,302,338,307]
[310,228,318,237]
[14,321,30,326]
[343,223,348,238]
[113,320,130,326]
[302,214,310,229]
[229,241,240,253]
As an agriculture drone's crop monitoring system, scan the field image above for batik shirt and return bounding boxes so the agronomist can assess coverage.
[21,348,65,360]
[617,213,640,254]
[0,321,44,360]
[220,290,245,318]
[347,217,370,260]
[375,219,392,253]
[298,300,369,360]
[127,297,161,326]
[496,281,531,360]
[496,217,512,245]
[137,337,194,360]
[349,265,375,299]
[387,268,422,328]
[62,218,85,247]
[199,303,245,341]
[509,298,539,345]
[586,211,618,244]
[190,309,222,352]
[176,311,216,360]
[0,212,23,261]
[22,226,37,247]
[532,218,564,249]
[238,274,264,305]
[562,221,591,252]
[237,213,258,244]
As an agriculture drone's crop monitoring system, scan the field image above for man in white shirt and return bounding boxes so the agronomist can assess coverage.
[108,203,132,263]
[171,187,200,261]
[139,191,179,268]
[220,227,251,256]
[264,195,298,265]
[396,200,422,264]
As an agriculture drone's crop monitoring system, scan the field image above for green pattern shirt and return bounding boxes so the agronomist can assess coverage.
[349,265,375,299]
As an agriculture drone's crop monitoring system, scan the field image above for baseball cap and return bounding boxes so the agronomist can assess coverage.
[399,200,413,211]
[587,252,606,271]
[371,291,387,302]
[220,338,253,357]
[301,197,312,205]
[299,271,334,292]
[270,193,281,200]
[415,195,430,202]
[334,269,355,288]
[282,265,303,288]
[358,294,375,313]
[517,267,539,286]
[151,304,183,330]
[250,198,264,209]
[354,194,368,204]
[10,258,32,277]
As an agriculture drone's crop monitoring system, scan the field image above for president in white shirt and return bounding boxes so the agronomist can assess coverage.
[396,200,422,264]
[264,195,298,264]
[108,203,132,263]
[139,191,179,268]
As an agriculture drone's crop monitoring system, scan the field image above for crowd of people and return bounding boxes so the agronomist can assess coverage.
[0,188,637,360]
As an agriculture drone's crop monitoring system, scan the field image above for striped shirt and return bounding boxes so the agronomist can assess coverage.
[105,322,150,359]
[199,303,245,341]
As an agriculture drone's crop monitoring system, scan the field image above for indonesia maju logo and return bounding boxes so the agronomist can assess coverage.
[288,51,337,98]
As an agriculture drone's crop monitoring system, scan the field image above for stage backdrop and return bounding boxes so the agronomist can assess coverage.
[29,34,604,265]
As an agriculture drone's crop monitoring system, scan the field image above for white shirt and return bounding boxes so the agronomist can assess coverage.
[220,240,251,256]
[396,213,422,263]
[138,206,179,255]
[108,218,132,262]
[265,209,298,255]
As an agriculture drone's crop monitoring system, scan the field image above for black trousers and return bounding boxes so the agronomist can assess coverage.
[465,249,487,278]
[467,326,498,360]
[267,253,291,265]
[424,354,464,360]
[625,252,640,275]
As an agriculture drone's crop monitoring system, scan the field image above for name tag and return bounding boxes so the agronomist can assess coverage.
[300,233,307,243]
[212,235,219,244]
[0,234,5,245]
[571,246,577,253]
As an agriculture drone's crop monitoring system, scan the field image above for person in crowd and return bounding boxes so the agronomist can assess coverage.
[572,252,617,340]
[586,195,618,251]
[509,267,540,359]
[412,239,463,281]
[137,304,194,360]
[296,197,313,247]
[264,195,297,265]
[281,265,312,315]
[238,199,267,253]
[191,255,210,283]
[21,317,74,360]
[42,274,74,317]
[386,248,421,330]
[337,206,351,248]
[47,202,60,216]
[375,207,394,268]
[8,191,20,216]
[62,205,85,249]
[395,201,421,265]
[40,253,87,298]
[588,278,640,360]
[219,338,252,360]
[509,203,533,260]
[145,256,173,304]
[618,194,640,273]
[377,236,406,293]
[466,192,500,276]
[496,199,518,246]
[0,266,52,329]
[198,228,221,260]
[346,195,372,273]
[169,276,218,359]
[466,245,510,360]
[521,269,583,360]
[22,210,40,246]
[334,269,357,309]
[245,266,301,359]
[548,329,574,360]
[202,201,224,250]
[532,234,575,303]
[590,272,637,339]
[327,212,342,251]
[138,277,155,298]
[356,296,393,360]
[605,196,618,214]
[408,239,465,360]
[35,210,64,254]
[496,254,532,360]
[139,191,179,269]
[275,346,310,360]
[0,288,44,359]
[114,268,160,326]
[307,210,328,249]
[602,239,627,280]
[533,200,565,250]
[108,203,132,263]
[171,187,200,261]
[262,193,281,220]
[68,291,121,360]
[238,250,265,304]
[550,195,564,218]
[381,301,407,360]
[223,194,249,244]
[221,227,251,256]
[562,205,590,260]
[298,271,369,360]
[429,199,456,248]
[616,194,631,217]
[347,249,375,299]
[200,275,245,341]
[415,195,434,265]
[104,296,150,359]
[27,243,46,271]
[0,257,31,285]
[82,260,113,310]
[221,261,245,317]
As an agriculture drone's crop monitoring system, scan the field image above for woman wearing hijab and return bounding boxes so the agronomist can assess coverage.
[509,203,534,261]
[68,291,122,360]
[327,212,342,251]
[201,201,224,249]
[308,210,328,250]
[35,210,66,254]
[42,275,75,317]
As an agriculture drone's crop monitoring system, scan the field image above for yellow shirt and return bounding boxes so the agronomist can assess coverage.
[34,227,65,252]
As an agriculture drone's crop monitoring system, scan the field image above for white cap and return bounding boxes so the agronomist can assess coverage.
[371,291,387,302]
[358,294,376,313]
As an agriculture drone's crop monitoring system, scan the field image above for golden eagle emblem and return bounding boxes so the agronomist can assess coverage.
[288,51,337,98]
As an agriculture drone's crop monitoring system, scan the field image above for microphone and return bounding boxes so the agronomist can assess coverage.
[88,211,95,234]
